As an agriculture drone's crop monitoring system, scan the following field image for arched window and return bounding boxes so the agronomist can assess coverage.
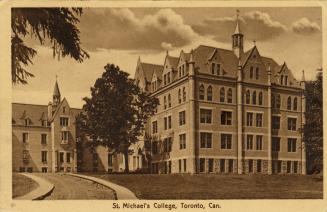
[258,92,263,105]
[255,67,259,79]
[227,88,232,103]
[182,87,186,102]
[271,94,275,108]
[293,97,297,111]
[276,94,281,108]
[168,94,171,108]
[199,84,205,100]
[287,96,292,110]
[252,91,257,105]
[280,75,284,85]
[207,86,213,101]
[164,96,167,109]
[178,89,182,104]
[220,87,225,102]
[246,90,250,104]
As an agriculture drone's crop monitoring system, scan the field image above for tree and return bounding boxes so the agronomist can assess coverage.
[304,71,323,174]
[11,8,89,84]
[80,64,159,173]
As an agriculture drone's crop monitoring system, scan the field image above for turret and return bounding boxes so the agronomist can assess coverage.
[188,49,195,76]
[232,10,244,58]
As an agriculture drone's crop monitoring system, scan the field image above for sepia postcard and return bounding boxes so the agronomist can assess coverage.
[0,0,326,212]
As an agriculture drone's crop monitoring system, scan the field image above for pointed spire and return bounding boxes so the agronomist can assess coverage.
[137,55,141,64]
[166,50,169,56]
[53,76,61,106]
[234,9,242,34]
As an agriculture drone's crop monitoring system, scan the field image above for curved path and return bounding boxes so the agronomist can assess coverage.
[33,173,115,200]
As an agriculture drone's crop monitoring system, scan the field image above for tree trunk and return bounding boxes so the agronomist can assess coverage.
[123,149,129,173]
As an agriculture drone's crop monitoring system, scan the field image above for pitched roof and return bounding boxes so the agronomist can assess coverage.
[12,103,48,126]
[140,62,164,82]
[193,45,238,77]
[167,56,179,69]
[53,80,61,97]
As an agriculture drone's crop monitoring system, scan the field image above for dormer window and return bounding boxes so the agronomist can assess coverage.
[41,120,47,127]
[255,67,259,79]
[285,76,288,86]
[63,107,66,114]
[60,117,69,126]
[167,72,171,84]
[211,63,221,75]
[24,118,30,126]
[280,75,284,85]
[182,65,185,76]
[250,67,254,79]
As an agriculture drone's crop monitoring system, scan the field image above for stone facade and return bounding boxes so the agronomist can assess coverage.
[134,15,306,175]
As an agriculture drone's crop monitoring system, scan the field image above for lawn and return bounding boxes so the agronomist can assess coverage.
[88,173,323,199]
[12,173,39,198]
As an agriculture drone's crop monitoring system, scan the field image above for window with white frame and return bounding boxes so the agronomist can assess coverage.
[247,112,253,126]
[221,134,232,149]
[256,113,263,127]
[221,111,232,125]
[287,138,297,152]
[200,132,212,148]
[179,111,186,126]
[256,135,263,150]
[246,134,253,150]
[200,109,212,124]
[179,134,186,149]
[287,118,297,131]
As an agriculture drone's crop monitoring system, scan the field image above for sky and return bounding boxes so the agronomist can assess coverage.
[13,7,322,108]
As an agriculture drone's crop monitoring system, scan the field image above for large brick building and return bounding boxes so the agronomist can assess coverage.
[134,15,306,174]
[12,80,143,173]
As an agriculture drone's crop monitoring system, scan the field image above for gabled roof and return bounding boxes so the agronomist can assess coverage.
[53,80,61,97]
[167,56,179,69]
[140,62,164,82]
[12,103,48,126]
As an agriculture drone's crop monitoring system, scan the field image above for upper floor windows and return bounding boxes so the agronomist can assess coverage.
[255,67,259,79]
[287,96,292,110]
[200,132,212,148]
[227,89,232,103]
[293,97,298,111]
[179,111,186,126]
[250,66,260,79]
[250,67,254,79]
[280,75,288,86]
[60,117,69,126]
[152,121,158,134]
[200,109,212,124]
[258,92,263,105]
[178,64,186,78]
[163,72,172,85]
[182,87,186,102]
[245,90,250,104]
[211,63,221,75]
[199,84,205,100]
[178,89,182,104]
[221,111,232,125]
[164,96,167,109]
[207,86,213,101]
[220,87,225,102]
[168,94,171,108]
[287,117,297,131]
[252,91,257,105]
[272,94,281,108]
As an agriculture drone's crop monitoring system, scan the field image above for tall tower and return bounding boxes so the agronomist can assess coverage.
[53,77,61,107]
[232,10,244,58]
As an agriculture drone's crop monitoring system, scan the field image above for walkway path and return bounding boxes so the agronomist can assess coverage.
[67,173,138,200]
[16,173,54,200]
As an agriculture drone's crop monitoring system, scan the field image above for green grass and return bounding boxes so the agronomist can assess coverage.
[88,173,323,199]
[12,173,39,198]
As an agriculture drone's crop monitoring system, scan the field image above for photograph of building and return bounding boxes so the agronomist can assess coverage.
[135,14,306,174]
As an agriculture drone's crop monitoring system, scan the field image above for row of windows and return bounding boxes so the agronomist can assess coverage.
[246,112,263,127]
[245,90,263,105]
[199,158,235,173]
[272,94,299,111]
[200,109,232,125]
[272,160,299,174]
[249,66,260,80]
[272,137,297,152]
[272,116,297,131]
[178,64,187,78]
[20,118,49,127]
[22,132,69,144]
[199,85,233,103]
[22,150,71,163]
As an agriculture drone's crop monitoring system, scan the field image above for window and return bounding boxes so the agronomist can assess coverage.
[221,111,232,125]
[200,109,212,124]
[61,131,69,143]
[179,159,182,173]
[255,67,259,79]
[247,112,253,126]
[287,161,292,173]
[271,94,275,108]
[257,160,262,172]
[272,116,280,129]
[200,132,212,148]
[23,150,28,162]
[208,159,214,172]
[216,64,221,75]
[179,111,186,126]
[167,72,171,83]
[285,76,288,85]
[199,84,205,100]
[256,135,263,150]
[246,135,253,150]
[60,117,69,126]
[227,88,232,103]
[168,116,172,129]
[108,153,113,166]
[211,63,215,75]
[249,160,253,173]
[258,92,263,105]
[293,161,298,173]
[220,87,225,102]
[207,86,212,101]
[276,94,281,108]
[42,167,48,173]
[228,159,234,173]
[163,137,172,152]
[164,96,167,109]
[250,66,254,79]
[152,141,158,154]
[66,152,71,163]
[287,138,297,152]
[164,74,167,85]
[168,94,171,108]
[199,158,205,172]
[41,134,47,145]
[272,137,280,152]
[24,118,30,126]
[221,134,232,149]
[59,152,64,163]
[63,107,66,114]
[183,159,187,172]
[23,132,28,143]
[182,65,185,76]
[246,90,250,104]
[252,91,256,105]
[152,121,158,134]
[182,87,186,102]
[293,97,297,111]
[256,113,263,127]
[164,117,167,130]
[178,89,182,103]
[179,134,186,149]
[288,118,297,131]
[280,75,284,85]
[220,159,225,173]
[41,151,47,163]
[287,96,292,110]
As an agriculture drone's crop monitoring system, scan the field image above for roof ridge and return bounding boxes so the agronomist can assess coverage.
[141,62,163,67]
[12,102,48,107]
